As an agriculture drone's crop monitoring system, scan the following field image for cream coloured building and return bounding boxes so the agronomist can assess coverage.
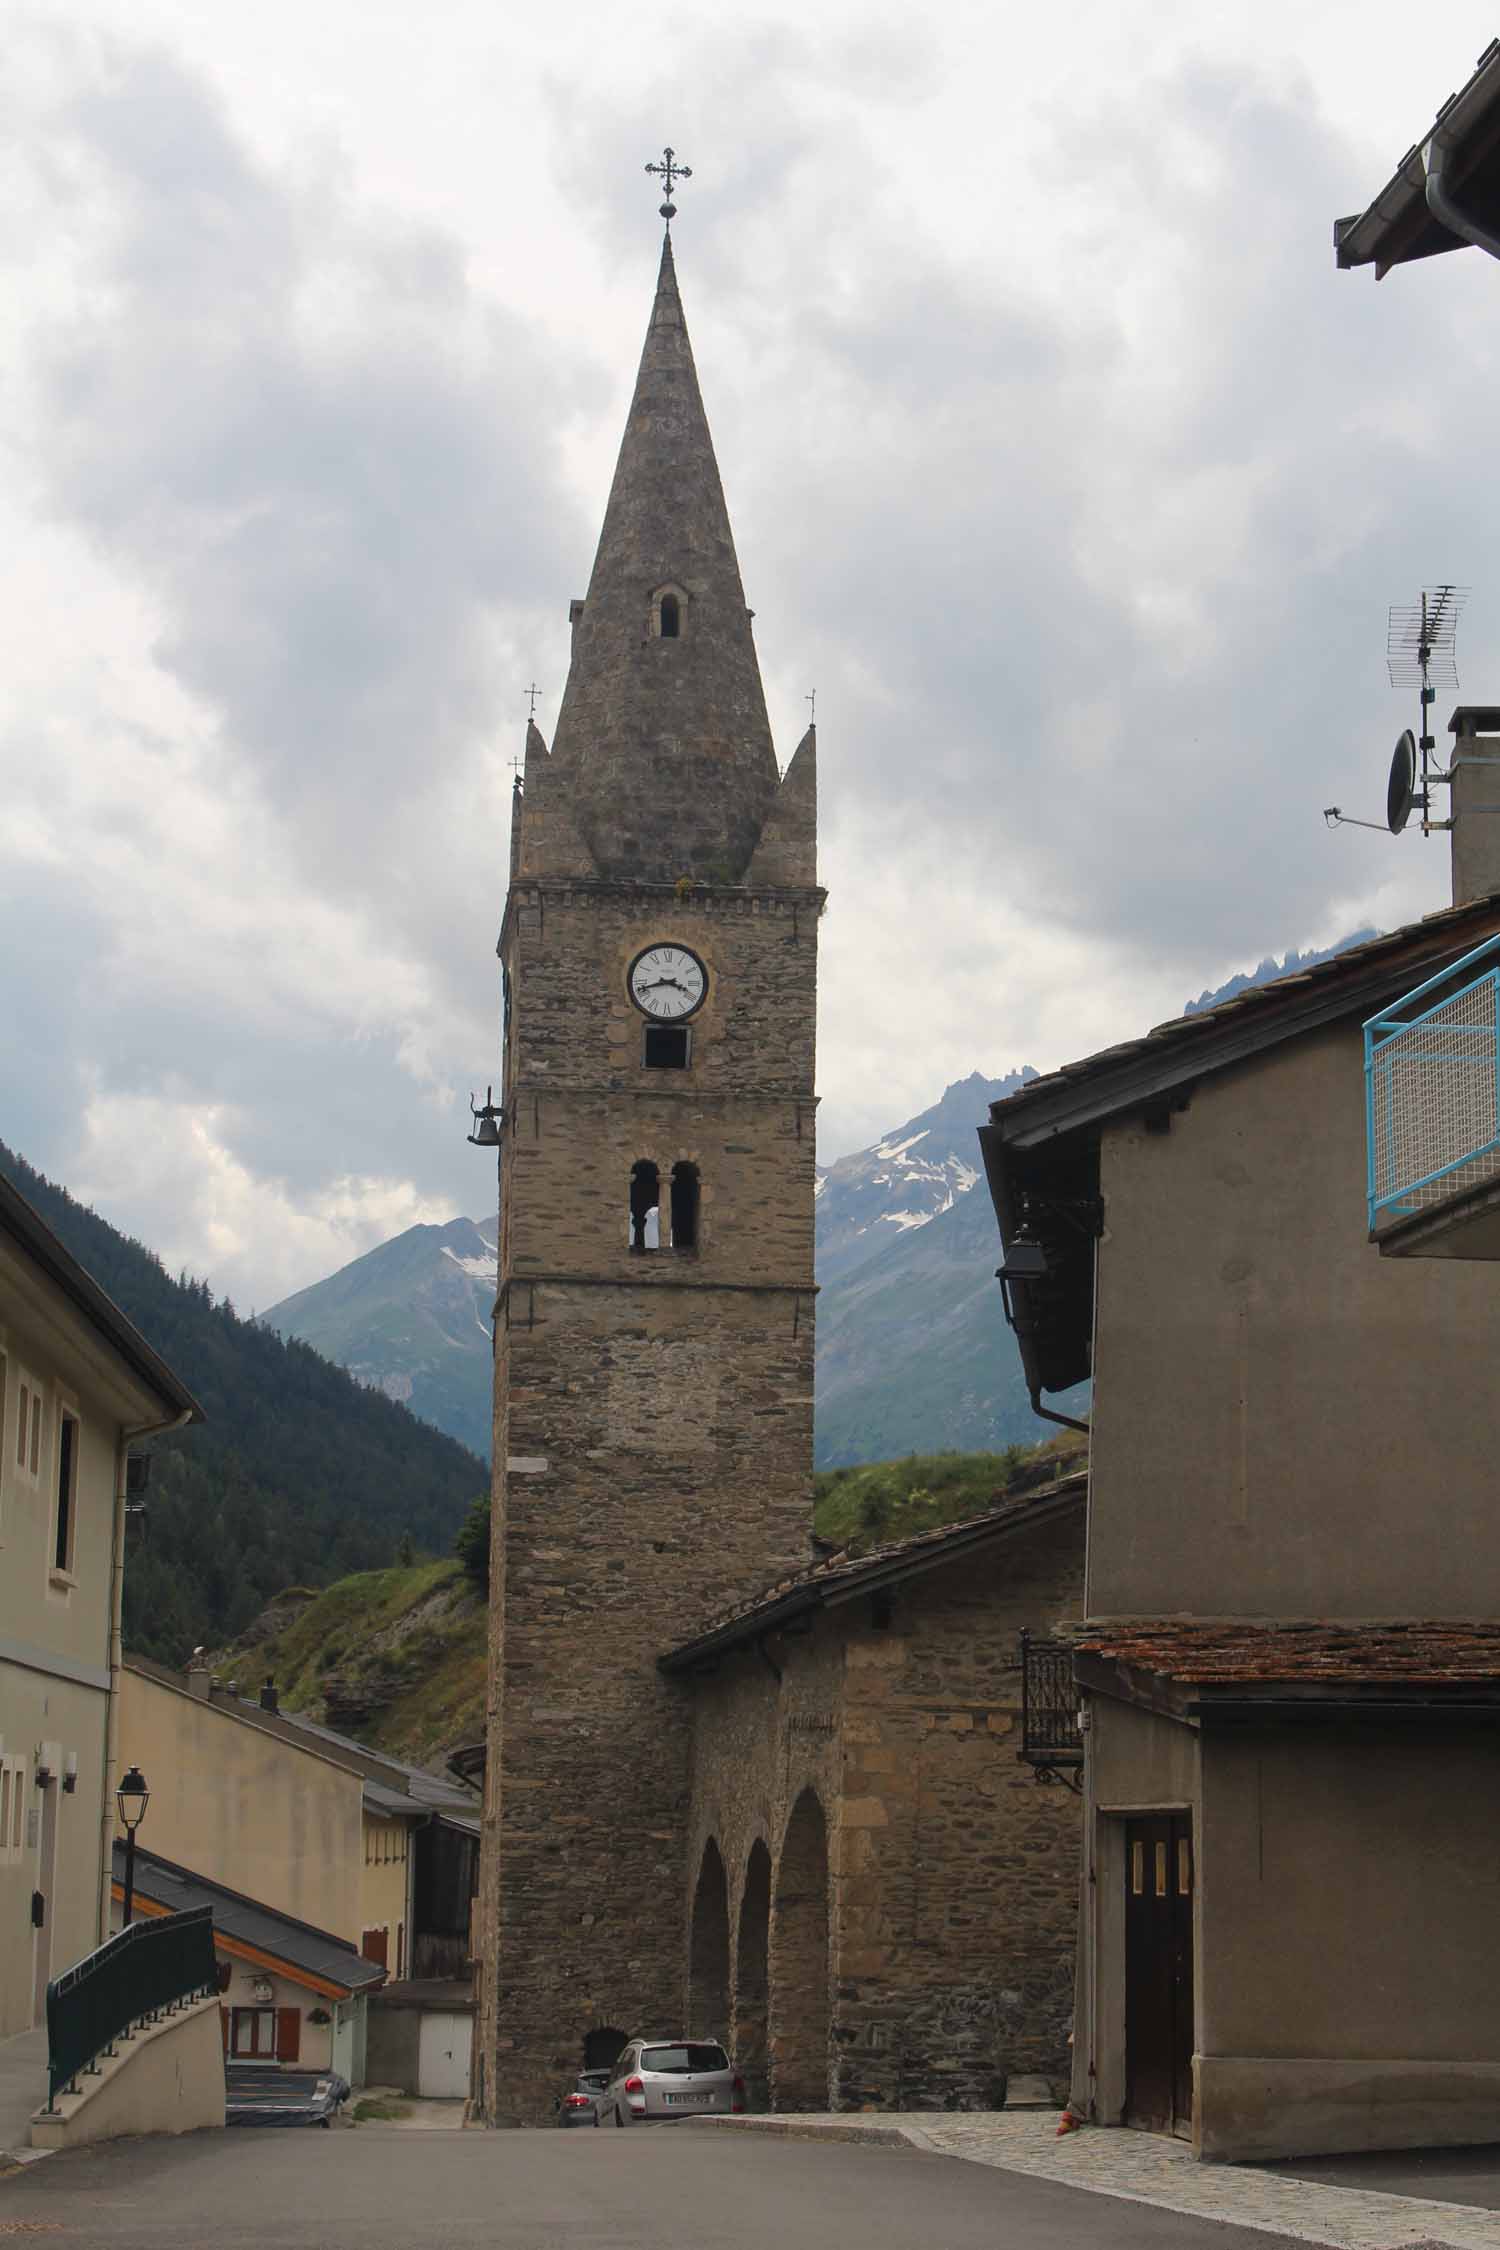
[120,1660,367,1942]
[0,1172,197,2040]
[119,1657,479,1979]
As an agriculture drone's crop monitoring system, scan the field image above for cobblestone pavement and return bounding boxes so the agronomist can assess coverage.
[704,2113,1500,2249]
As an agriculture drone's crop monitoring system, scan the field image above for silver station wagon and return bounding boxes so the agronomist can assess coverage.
[606,2039,744,2124]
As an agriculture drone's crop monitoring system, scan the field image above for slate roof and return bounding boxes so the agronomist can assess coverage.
[112,1842,386,1995]
[1073,1619,1500,1689]
[659,1471,1087,1673]
[985,889,1500,1151]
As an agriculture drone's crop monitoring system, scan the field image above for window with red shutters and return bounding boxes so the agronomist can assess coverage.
[275,2008,301,2063]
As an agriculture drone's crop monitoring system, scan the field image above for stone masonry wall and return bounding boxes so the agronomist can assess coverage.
[685,1508,1085,2116]
[478,881,820,2124]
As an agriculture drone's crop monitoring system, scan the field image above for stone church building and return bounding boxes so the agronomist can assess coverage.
[474,226,1082,2125]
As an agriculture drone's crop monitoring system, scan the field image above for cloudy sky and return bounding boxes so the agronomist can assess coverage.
[4,2,1499,1309]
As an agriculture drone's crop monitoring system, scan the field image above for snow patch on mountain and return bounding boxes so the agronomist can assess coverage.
[443,1245,499,1284]
[815,1067,1039,1292]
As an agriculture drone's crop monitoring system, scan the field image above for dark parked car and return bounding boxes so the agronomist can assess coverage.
[556,2068,612,2126]
[606,2039,743,2124]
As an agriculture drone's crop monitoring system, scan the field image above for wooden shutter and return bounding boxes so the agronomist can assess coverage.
[220,2008,230,2054]
[361,1926,389,1968]
[275,2007,301,2063]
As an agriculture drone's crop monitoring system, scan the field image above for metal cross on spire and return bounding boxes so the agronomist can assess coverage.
[524,682,542,721]
[646,145,692,226]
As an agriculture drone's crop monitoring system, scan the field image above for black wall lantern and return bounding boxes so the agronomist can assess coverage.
[117,1764,150,1928]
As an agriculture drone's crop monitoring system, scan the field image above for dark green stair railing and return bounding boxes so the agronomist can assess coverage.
[46,1905,218,2107]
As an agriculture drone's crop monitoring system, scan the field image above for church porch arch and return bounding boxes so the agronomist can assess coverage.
[733,1837,772,2110]
[688,1838,731,2045]
[769,1788,831,2112]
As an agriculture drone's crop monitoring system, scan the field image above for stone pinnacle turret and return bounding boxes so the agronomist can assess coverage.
[546,234,781,884]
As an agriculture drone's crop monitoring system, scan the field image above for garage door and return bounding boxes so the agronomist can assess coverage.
[417,2011,471,2100]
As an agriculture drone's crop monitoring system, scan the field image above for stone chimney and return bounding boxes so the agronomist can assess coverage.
[186,1659,211,1700]
[1447,707,1500,905]
[259,1676,279,1714]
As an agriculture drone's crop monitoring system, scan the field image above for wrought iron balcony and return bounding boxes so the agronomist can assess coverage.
[1365,933,1500,1256]
[1018,1629,1083,1792]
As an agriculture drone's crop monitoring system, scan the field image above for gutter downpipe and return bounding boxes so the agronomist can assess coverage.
[1424,138,1500,264]
[1029,1387,1090,1437]
[99,1404,195,1945]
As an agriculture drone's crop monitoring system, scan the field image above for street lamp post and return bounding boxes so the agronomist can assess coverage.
[116,1764,150,1929]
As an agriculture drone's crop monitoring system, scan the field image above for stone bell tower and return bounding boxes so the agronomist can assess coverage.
[475,227,822,2124]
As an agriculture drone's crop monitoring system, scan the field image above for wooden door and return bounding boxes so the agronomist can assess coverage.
[1124,1814,1194,2135]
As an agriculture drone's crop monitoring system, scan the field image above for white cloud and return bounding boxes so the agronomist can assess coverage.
[3,3,1499,1298]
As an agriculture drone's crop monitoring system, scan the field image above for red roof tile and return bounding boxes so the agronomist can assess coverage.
[1074,1618,1500,1686]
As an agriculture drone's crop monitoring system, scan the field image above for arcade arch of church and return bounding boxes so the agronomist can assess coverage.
[675,1487,1087,2116]
[686,1799,832,2116]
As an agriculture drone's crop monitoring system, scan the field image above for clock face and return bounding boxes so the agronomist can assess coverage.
[628,943,708,1020]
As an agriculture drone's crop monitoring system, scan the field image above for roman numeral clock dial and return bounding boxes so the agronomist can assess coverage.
[628,943,708,1020]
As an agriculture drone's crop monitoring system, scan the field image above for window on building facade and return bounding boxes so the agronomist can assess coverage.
[659,593,680,638]
[6,1758,23,1855]
[643,1025,690,1069]
[230,2007,277,2058]
[54,1410,78,1576]
[15,1372,41,1482]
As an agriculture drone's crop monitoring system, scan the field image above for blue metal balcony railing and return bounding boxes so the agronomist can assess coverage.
[1365,933,1500,1230]
[45,1905,218,2107]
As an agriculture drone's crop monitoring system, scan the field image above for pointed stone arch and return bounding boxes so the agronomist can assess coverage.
[769,1789,831,2111]
[734,1837,772,2111]
[688,1838,731,2043]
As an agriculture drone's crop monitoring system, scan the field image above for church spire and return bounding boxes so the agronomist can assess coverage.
[545,231,781,885]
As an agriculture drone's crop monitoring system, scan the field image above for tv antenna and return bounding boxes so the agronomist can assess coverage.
[1322,583,1468,837]
[1386,583,1466,833]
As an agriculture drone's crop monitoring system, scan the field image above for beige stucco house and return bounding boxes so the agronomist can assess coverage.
[109,1840,384,2084]
[118,1655,479,2092]
[0,1172,198,2042]
[982,887,1500,2162]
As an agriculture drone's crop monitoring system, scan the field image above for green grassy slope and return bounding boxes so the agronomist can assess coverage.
[813,1430,1086,1553]
[211,1558,489,1769]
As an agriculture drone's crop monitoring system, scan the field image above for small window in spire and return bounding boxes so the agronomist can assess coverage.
[651,584,688,640]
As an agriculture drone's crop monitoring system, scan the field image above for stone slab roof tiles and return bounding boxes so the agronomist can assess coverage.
[660,1470,1087,1671]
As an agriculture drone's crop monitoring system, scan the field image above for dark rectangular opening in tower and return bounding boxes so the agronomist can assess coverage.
[644,1025,690,1069]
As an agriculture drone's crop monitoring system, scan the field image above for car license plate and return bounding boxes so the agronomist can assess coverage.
[666,2092,710,2105]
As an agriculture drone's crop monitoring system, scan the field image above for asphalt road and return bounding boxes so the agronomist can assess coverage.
[1,2122,1307,2250]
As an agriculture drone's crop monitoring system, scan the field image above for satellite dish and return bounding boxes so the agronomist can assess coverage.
[1387,729,1417,834]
